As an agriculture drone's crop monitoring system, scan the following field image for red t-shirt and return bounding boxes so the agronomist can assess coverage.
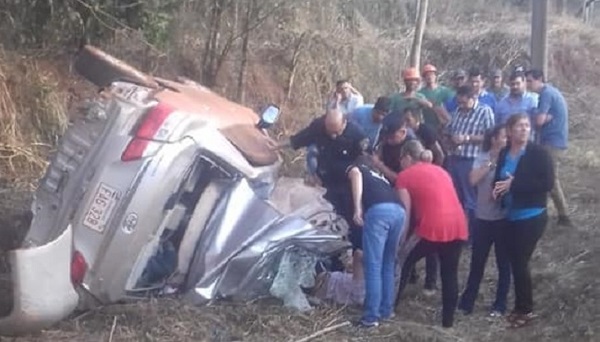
[395,162,468,242]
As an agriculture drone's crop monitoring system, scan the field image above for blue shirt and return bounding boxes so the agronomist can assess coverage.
[500,149,545,221]
[495,92,539,125]
[445,90,497,117]
[536,84,568,149]
[348,105,381,151]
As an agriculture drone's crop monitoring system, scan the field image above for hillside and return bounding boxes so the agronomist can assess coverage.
[1,1,600,341]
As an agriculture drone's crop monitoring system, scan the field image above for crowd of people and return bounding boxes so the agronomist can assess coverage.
[270,64,569,330]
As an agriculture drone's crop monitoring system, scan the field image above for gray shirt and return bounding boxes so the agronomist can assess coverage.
[474,151,507,221]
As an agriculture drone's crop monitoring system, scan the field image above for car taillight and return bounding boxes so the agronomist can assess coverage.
[71,250,88,286]
[121,102,174,161]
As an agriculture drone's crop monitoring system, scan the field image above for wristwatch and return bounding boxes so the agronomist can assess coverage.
[465,135,471,143]
[487,161,496,169]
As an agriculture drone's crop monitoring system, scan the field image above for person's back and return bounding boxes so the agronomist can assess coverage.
[396,162,467,242]
[349,104,380,150]
[538,84,568,148]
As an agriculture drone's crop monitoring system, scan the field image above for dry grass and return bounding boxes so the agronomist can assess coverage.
[1,11,600,342]
[0,50,68,191]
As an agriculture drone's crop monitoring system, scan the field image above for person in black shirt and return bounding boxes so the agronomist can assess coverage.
[370,113,417,183]
[271,108,369,251]
[404,107,445,166]
[346,156,406,328]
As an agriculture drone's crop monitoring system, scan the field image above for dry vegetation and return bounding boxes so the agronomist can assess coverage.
[1,0,600,341]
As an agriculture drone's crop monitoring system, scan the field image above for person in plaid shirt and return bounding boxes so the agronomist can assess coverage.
[444,85,495,242]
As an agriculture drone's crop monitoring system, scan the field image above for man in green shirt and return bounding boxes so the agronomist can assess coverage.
[418,64,454,130]
[385,67,433,127]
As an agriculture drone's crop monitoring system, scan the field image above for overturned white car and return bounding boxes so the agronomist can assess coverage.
[0,46,348,335]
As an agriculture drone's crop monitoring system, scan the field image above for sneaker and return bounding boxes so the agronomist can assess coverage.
[355,320,379,328]
[381,313,396,322]
[422,288,436,297]
[557,215,573,227]
[489,310,503,318]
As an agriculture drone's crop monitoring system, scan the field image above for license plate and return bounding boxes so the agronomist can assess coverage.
[83,183,121,233]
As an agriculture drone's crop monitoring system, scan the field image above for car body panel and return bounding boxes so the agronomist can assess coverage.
[0,225,78,336]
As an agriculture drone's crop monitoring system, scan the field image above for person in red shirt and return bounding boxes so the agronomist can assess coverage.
[394,140,468,328]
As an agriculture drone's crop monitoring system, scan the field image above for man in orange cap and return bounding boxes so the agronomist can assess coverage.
[385,67,433,128]
[418,64,454,130]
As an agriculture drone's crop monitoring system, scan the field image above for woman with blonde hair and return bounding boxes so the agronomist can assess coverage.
[394,140,468,328]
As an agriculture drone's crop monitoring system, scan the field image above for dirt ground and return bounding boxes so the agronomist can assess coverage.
[1,94,599,342]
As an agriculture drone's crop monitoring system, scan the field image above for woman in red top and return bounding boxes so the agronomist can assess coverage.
[394,140,468,328]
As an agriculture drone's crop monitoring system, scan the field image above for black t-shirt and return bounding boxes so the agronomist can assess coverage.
[347,163,401,211]
[415,123,438,149]
[380,136,415,173]
[290,116,368,188]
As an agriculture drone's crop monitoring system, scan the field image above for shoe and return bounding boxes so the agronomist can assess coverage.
[557,215,573,227]
[489,310,503,318]
[381,313,396,322]
[355,320,379,328]
[422,288,436,297]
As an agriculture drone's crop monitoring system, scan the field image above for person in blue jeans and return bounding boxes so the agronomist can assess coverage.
[458,125,511,317]
[493,113,554,328]
[346,156,406,328]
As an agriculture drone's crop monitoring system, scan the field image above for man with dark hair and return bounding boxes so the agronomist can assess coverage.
[487,68,510,102]
[495,71,539,126]
[332,80,364,115]
[445,68,496,114]
[468,67,497,111]
[349,96,391,151]
[444,69,467,113]
[525,68,572,226]
[444,84,495,243]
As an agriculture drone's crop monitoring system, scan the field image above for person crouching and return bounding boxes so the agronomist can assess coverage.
[394,140,468,328]
[346,156,407,328]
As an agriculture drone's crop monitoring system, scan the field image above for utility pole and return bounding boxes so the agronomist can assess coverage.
[531,0,549,77]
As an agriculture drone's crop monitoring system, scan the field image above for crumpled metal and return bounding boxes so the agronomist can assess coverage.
[183,177,349,306]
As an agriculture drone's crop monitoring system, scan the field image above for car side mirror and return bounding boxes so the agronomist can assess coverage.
[258,105,280,129]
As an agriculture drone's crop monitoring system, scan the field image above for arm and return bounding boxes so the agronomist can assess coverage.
[396,188,412,234]
[288,120,319,150]
[470,159,494,186]
[433,106,451,125]
[510,147,555,194]
[534,90,553,127]
[415,94,433,109]
[431,141,445,166]
[348,167,364,225]
[371,153,398,183]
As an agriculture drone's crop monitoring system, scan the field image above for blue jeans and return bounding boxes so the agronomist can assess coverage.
[361,203,406,323]
[447,156,477,242]
[459,219,511,314]
[306,144,319,176]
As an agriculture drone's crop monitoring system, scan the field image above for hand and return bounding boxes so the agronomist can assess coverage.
[451,134,466,145]
[353,208,364,227]
[266,138,279,151]
[493,174,513,199]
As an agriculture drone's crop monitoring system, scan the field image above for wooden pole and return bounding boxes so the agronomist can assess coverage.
[531,0,549,77]
[409,0,429,69]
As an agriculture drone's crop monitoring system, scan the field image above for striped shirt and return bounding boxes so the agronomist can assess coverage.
[446,102,495,159]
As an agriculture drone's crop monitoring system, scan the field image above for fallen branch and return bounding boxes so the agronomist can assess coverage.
[108,316,118,342]
[291,321,350,342]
